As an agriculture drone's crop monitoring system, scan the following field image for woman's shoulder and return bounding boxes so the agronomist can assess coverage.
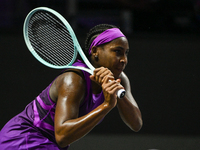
[50,69,86,102]
[120,72,130,89]
[120,71,128,81]
[57,69,86,89]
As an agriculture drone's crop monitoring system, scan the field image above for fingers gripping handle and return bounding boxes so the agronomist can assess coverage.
[117,89,126,99]
[108,79,126,99]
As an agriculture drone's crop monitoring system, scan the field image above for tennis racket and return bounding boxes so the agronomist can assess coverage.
[23,7,125,98]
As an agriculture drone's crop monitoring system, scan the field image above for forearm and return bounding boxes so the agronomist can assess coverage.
[117,96,142,132]
[55,102,113,148]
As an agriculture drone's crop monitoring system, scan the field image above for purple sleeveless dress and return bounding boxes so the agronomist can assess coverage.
[0,60,104,150]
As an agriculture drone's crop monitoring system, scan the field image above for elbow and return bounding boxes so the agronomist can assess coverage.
[132,123,143,132]
[55,134,70,148]
[129,118,143,132]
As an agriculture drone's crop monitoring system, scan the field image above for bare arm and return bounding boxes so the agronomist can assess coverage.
[52,68,120,148]
[117,72,143,132]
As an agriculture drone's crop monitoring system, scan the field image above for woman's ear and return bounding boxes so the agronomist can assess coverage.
[91,46,98,56]
[91,46,99,61]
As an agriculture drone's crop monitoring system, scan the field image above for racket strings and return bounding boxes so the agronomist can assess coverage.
[31,15,74,65]
[28,10,75,66]
[31,14,74,65]
[34,23,71,65]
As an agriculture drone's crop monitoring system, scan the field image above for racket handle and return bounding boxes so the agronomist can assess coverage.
[108,80,126,98]
[117,89,126,99]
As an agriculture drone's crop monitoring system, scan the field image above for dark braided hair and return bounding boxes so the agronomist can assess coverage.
[84,24,118,59]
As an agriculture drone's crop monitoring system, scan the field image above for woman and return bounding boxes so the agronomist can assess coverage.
[0,24,142,150]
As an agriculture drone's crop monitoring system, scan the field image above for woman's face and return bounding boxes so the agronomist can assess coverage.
[95,37,129,79]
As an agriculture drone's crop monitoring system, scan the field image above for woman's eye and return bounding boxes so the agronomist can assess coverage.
[114,50,120,53]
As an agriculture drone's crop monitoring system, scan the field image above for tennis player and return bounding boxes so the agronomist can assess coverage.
[0,24,142,150]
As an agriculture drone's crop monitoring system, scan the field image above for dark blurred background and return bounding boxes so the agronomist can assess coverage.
[1,0,200,149]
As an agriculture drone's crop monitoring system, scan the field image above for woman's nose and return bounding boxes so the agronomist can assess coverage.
[120,56,127,64]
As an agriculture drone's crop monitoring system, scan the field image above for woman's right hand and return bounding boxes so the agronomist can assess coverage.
[102,76,123,108]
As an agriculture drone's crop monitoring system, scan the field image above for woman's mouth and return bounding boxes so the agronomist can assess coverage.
[117,65,125,72]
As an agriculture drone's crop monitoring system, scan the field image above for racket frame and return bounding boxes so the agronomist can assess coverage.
[23,7,94,74]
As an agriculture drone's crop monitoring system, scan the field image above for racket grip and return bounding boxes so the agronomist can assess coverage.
[108,80,126,98]
[117,89,126,99]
